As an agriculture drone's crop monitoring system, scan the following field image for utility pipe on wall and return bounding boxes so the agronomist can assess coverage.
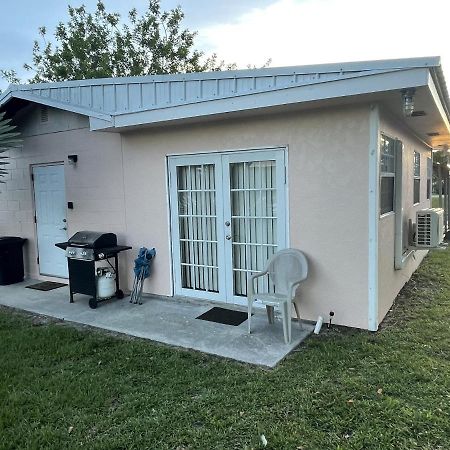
[444,172,449,230]
[438,164,443,207]
[447,171,450,231]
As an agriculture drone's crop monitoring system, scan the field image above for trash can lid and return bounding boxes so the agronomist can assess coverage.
[0,236,27,245]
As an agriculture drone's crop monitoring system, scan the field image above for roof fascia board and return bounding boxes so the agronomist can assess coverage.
[110,68,429,130]
[430,66,450,121]
[0,90,13,108]
[427,72,450,133]
[11,91,113,122]
[11,57,441,90]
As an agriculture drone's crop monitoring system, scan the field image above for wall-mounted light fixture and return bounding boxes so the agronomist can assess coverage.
[68,154,78,165]
[401,88,415,117]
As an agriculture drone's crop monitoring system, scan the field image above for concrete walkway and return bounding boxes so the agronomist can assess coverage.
[0,280,313,367]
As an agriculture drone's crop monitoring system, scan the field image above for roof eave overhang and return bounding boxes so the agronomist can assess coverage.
[427,71,450,138]
[0,88,15,109]
[0,89,113,124]
[101,68,430,132]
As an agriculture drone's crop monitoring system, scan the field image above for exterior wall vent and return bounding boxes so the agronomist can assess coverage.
[40,105,49,123]
[415,208,445,248]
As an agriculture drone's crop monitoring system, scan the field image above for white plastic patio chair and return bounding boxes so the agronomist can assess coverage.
[247,248,308,344]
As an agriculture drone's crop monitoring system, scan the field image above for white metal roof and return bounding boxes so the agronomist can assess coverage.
[1,56,449,143]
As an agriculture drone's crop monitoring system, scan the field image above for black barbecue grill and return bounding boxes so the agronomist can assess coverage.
[56,231,131,309]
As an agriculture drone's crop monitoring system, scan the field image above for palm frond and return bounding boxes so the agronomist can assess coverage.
[0,111,22,179]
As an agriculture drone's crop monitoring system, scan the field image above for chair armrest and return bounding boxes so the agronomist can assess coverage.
[288,280,302,301]
[247,271,268,299]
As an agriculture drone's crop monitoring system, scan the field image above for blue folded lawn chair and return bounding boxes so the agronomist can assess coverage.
[130,247,156,304]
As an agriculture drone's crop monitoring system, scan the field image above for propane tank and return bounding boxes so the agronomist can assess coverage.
[96,267,116,299]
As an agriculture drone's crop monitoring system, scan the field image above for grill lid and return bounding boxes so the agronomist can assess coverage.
[68,231,117,249]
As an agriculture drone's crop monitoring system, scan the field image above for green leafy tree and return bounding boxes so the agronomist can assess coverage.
[0,112,22,181]
[23,0,236,83]
[0,70,20,85]
[0,70,20,94]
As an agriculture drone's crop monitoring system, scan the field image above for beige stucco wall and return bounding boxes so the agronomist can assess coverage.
[377,110,431,324]
[1,103,371,329]
[121,105,371,329]
[0,105,126,279]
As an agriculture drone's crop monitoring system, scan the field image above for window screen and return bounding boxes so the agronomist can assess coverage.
[414,151,420,204]
[380,135,396,215]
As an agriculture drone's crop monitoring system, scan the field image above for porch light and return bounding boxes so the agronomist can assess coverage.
[401,89,415,117]
[68,154,78,165]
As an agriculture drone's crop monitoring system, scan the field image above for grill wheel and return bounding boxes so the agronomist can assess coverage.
[88,298,97,309]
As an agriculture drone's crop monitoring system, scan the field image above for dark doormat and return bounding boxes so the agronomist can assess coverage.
[26,281,67,291]
[196,306,250,326]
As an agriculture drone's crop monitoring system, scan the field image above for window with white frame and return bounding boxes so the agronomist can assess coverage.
[427,157,432,200]
[413,151,421,204]
[380,135,396,215]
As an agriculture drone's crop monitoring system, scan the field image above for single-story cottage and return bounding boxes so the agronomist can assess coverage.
[1,56,449,331]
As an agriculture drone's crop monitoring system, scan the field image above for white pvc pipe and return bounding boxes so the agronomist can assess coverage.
[314,316,323,334]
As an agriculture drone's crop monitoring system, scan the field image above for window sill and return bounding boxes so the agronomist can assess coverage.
[380,211,395,219]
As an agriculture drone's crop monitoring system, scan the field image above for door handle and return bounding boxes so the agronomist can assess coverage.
[226,235,232,240]
[59,226,67,231]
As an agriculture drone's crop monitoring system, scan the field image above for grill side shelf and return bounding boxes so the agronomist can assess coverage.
[97,245,132,254]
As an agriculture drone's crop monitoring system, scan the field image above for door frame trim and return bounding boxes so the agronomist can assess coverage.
[166,144,289,158]
[31,161,68,278]
[167,147,289,304]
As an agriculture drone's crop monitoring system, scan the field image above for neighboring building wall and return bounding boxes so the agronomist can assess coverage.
[0,105,125,279]
[378,109,431,324]
[121,105,371,329]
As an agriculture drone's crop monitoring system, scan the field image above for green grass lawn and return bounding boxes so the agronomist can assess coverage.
[1,248,450,450]
[432,195,441,208]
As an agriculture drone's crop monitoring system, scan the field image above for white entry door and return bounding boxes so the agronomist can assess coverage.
[33,164,68,278]
[169,148,287,305]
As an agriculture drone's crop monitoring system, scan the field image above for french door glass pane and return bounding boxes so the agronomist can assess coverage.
[177,164,218,292]
[229,160,278,296]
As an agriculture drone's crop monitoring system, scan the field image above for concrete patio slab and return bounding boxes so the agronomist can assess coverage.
[0,280,313,367]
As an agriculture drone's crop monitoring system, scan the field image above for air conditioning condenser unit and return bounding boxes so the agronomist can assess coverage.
[415,208,445,248]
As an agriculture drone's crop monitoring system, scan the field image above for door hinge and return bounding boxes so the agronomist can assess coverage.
[284,166,287,184]
[36,256,39,265]
[33,215,37,224]
[31,173,34,182]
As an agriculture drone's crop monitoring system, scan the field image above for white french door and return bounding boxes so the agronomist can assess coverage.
[168,148,286,305]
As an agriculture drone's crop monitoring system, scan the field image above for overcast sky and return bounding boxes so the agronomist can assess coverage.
[1,0,450,91]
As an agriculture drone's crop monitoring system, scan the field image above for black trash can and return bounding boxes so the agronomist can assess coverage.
[0,237,27,285]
